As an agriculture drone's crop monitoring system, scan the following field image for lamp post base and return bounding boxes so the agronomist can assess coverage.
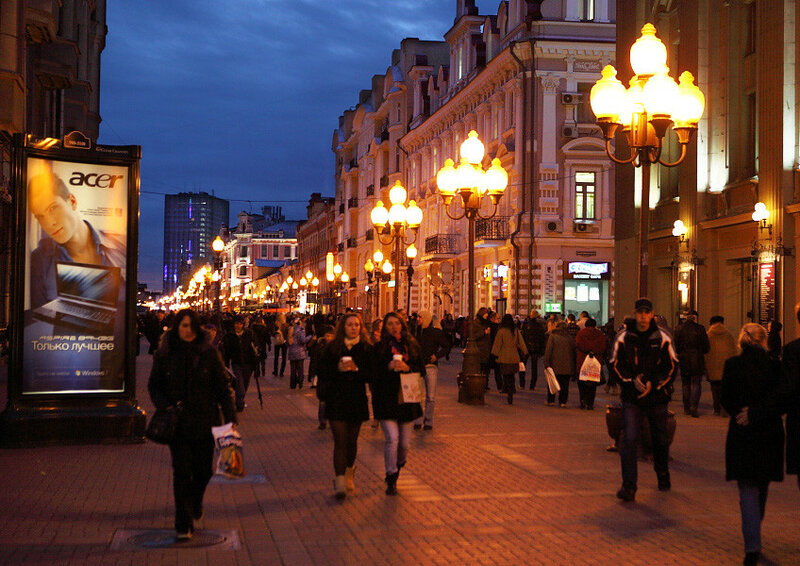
[457,337,486,405]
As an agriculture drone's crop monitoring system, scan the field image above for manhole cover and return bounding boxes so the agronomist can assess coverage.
[110,529,240,551]
[210,473,266,484]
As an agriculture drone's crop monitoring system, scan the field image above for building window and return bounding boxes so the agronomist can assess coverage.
[745,2,756,55]
[575,172,596,220]
[238,266,247,277]
[273,245,279,258]
[284,246,291,258]
[578,0,595,21]
[240,246,248,258]
[261,245,268,257]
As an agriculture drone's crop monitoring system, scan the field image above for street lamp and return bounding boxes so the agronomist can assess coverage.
[405,244,417,314]
[327,262,349,315]
[364,249,392,320]
[590,23,705,297]
[435,129,508,404]
[371,181,423,309]
[211,236,225,313]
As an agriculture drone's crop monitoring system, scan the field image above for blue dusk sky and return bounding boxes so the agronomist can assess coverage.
[98,1,498,291]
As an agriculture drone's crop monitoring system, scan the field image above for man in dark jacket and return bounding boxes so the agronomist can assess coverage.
[414,311,451,430]
[610,298,678,502]
[521,310,546,390]
[783,303,800,486]
[674,310,710,417]
[221,316,258,412]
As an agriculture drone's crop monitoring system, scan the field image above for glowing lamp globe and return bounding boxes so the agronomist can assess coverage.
[455,158,477,189]
[299,277,307,286]
[485,158,508,197]
[672,220,687,237]
[590,65,626,121]
[311,277,319,287]
[642,68,678,117]
[619,79,645,128]
[212,236,224,253]
[382,261,393,274]
[405,200,423,228]
[292,282,298,290]
[370,201,389,227]
[460,130,485,165]
[333,263,342,276]
[365,258,374,272]
[388,203,407,225]
[340,272,350,283]
[389,181,407,205]
[436,158,458,197]
[305,270,313,280]
[630,23,667,77]
[406,244,418,259]
[373,250,384,263]
[286,275,293,284]
[673,71,705,127]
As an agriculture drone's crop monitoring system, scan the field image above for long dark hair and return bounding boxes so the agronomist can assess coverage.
[380,311,420,357]
[329,313,371,357]
[166,308,205,347]
[499,313,515,331]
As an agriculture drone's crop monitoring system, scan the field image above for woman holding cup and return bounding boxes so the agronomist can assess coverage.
[316,313,373,499]
[372,312,425,495]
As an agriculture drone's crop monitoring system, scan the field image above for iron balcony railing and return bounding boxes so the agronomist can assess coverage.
[476,216,510,240]
[424,234,459,255]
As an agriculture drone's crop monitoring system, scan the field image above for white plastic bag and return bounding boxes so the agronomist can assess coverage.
[579,354,602,382]
[212,423,244,478]
[545,367,560,394]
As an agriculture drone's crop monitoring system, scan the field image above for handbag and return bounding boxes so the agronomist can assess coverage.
[145,404,181,444]
[398,372,423,404]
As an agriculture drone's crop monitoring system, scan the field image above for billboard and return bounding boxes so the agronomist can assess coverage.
[22,157,129,394]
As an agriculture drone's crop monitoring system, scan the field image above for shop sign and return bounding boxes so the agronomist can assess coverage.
[545,302,562,313]
[567,262,609,280]
[758,261,776,326]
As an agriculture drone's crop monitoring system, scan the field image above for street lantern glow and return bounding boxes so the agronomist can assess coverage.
[405,200,423,228]
[370,201,389,227]
[484,158,509,197]
[311,277,319,287]
[460,130,485,164]
[333,263,342,276]
[590,65,626,121]
[629,23,667,76]
[388,181,407,205]
[642,68,678,117]
[373,250,383,263]
[673,71,705,127]
[382,260,393,274]
[672,220,688,238]
[340,272,349,283]
[305,270,313,281]
[388,203,407,225]
[299,277,307,286]
[211,236,224,253]
[436,158,458,197]
[365,258,374,272]
[752,202,769,222]
[406,244,417,259]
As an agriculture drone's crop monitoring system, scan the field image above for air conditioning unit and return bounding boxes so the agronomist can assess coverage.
[561,92,581,105]
[545,221,561,233]
[573,221,599,233]
[562,124,578,138]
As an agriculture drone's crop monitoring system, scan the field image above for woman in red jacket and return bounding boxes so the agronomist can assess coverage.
[575,318,607,410]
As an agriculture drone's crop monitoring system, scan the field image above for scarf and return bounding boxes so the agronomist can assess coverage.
[344,336,360,349]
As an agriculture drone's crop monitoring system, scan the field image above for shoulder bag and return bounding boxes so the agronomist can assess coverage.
[145,403,181,444]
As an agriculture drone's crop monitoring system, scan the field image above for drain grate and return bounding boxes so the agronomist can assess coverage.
[110,529,241,551]
[210,473,266,484]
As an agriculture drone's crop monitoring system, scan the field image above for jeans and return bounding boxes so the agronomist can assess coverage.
[682,373,703,412]
[272,343,287,376]
[169,434,214,533]
[289,359,304,388]
[620,401,670,488]
[738,481,769,553]
[380,420,413,474]
[232,364,253,411]
[414,364,438,427]
[547,374,571,405]
[330,420,362,475]
[710,381,722,414]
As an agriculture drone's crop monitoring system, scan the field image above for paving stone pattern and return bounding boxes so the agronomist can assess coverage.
[1,350,799,565]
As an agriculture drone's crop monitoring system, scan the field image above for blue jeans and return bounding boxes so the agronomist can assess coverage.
[380,420,412,474]
[738,481,769,553]
[619,401,670,488]
[414,364,438,427]
[682,374,703,412]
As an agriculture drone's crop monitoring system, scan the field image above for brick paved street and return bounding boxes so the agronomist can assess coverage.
[1,349,800,565]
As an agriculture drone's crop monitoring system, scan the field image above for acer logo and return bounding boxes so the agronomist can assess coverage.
[69,172,124,188]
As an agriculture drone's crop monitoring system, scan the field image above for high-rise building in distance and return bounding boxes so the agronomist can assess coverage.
[163,192,229,294]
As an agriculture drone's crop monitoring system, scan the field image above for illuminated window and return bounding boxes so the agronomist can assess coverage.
[578,0,595,21]
[575,172,596,220]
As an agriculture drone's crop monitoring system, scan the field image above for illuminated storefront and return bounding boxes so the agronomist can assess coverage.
[563,261,610,322]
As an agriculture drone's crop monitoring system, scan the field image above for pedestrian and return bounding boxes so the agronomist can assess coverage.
[316,314,372,499]
[249,317,269,377]
[370,318,382,343]
[202,323,221,351]
[272,313,288,377]
[543,321,576,407]
[722,323,784,566]
[287,318,310,389]
[565,313,580,340]
[705,315,737,416]
[371,312,424,495]
[414,310,450,430]
[221,315,258,412]
[491,313,528,405]
[311,325,336,429]
[783,303,800,489]
[575,318,606,410]
[674,310,710,417]
[767,320,782,360]
[577,310,590,329]
[521,310,546,391]
[610,297,678,502]
[487,311,503,391]
[470,307,492,381]
[147,309,237,540]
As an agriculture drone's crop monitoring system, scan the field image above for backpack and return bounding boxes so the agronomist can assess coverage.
[274,328,285,346]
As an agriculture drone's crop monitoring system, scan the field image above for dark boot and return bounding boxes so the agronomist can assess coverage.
[519,373,525,389]
[657,472,671,491]
[385,472,399,495]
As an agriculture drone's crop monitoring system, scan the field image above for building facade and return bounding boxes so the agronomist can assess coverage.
[162,192,229,294]
[330,0,616,322]
[0,0,107,324]
[296,193,336,311]
[614,0,800,339]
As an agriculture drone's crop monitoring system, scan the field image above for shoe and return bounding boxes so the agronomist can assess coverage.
[559,403,567,408]
[507,394,513,405]
[616,485,636,502]
[587,405,594,410]
[345,466,356,493]
[176,529,193,541]
[318,422,326,430]
[334,475,347,499]
[385,472,399,495]
[657,473,671,491]
[579,403,586,410]
[298,384,303,389]
[422,425,433,431]
[413,424,422,431]
[743,551,759,565]
[691,409,699,418]
[545,401,554,406]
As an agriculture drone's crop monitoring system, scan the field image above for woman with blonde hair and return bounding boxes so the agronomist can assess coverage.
[722,323,784,566]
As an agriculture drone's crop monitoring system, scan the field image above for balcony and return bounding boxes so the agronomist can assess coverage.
[347,237,357,248]
[26,0,58,44]
[337,242,344,252]
[349,279,358,289]
[380,175,389,188]
[424,234,459,259]
[348,158,358,169]
[475,216,509,247]
[366,184,374,196]
[348,197,358,209]
[366,229,374,241]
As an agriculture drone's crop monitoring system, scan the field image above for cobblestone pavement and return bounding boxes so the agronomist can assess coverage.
[1,349,800,565]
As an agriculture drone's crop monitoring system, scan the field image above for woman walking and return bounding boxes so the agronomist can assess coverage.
[317,314,372,499]
[721,323,784,566]
[287,317,310,389]
[543,321,576,407]
[491,314,528,405]
[372,312,424,495]
[148,309,237,540]
[575,318,607,410]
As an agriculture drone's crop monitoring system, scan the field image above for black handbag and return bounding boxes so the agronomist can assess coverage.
[145,404,181,444]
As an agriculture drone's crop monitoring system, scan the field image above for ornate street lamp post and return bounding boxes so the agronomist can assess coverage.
[364,250,392,321]
[326,262,349,316]
[370,181,423,310]
[211,236,225,313]
[405,244,417,314]
[590,23,705,297]
[435,130,508,404]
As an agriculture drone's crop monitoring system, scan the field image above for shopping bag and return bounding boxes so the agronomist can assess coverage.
[578,354,602,383]
[212,423,244,478]
[545,366,560,394]
[398,372,423,404]
[518,361,526,372]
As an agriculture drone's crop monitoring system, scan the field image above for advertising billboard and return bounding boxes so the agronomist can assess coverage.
[22,157,129,394]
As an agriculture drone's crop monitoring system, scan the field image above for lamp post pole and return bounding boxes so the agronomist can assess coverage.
[211,236,225,314]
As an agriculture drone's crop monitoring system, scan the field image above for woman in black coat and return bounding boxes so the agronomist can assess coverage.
[316,313,372,499]
[148,309,237,540]
[721,323,784,566]
[372,312,424,495]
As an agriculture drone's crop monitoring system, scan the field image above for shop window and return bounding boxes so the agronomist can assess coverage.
[574,172,596,220]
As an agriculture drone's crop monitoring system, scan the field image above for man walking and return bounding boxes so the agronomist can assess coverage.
[611,298,678,502]
[414,311,450,430]
[221,316,258,412]
[674,310,710,417]
[521,310,546,390]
